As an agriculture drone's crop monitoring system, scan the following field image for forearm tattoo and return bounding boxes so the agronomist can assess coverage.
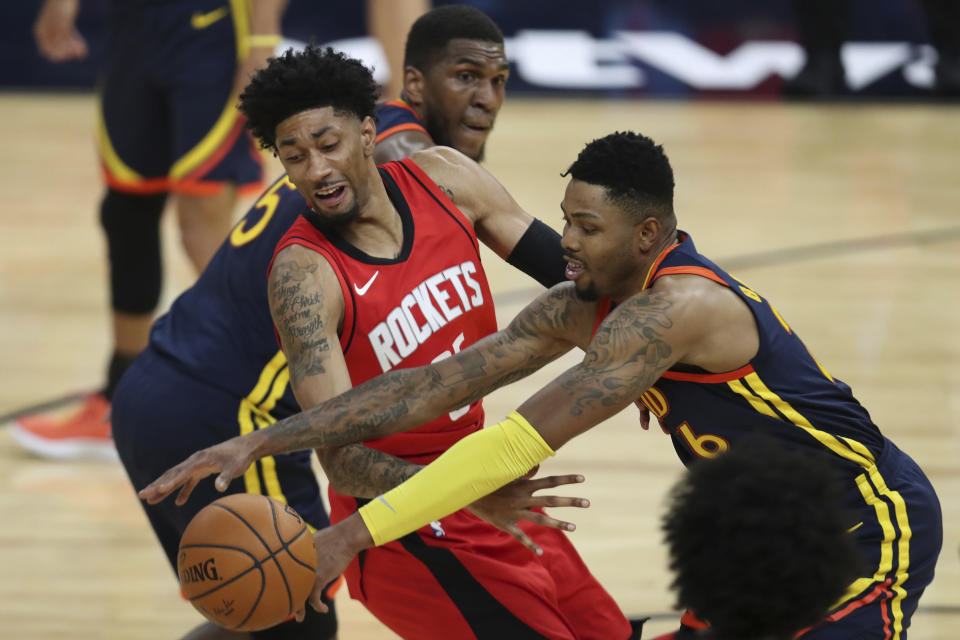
[269,257,331,384]
[256,287,580,456]
[321,444,421,498]
[561,292,675,417]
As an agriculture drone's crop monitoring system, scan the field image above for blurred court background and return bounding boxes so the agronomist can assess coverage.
[0,1,957,638]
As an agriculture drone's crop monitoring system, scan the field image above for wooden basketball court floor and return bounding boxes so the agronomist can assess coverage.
[0,94,957,639]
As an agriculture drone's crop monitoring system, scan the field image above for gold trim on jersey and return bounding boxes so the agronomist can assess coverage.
[168,0,249,180]
[727,370,910,637]
[238,350,290,503]
[96,103,142,182]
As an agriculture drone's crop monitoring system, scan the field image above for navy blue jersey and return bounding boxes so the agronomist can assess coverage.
[148,102,420,423]
[626,232,885,473]
[375,99,431,145]
[615,232,941,636]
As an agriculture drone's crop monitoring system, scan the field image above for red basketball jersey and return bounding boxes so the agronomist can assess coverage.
[270,159,497,522]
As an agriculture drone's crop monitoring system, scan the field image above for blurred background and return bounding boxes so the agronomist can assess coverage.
[1,1,957,639]
[2,0,950,97]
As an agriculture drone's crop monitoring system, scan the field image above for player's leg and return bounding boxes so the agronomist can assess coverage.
[524,521,635,640]
[349,509,629,639]
[176,187,238,273]
[166,0,262,274]
[798,447,942,639]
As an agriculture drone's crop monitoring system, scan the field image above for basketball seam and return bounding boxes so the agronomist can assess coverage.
[267,499,296,615]
[211,502,286,627]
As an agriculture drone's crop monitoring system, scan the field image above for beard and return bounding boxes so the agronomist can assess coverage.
[573,281,599,302]
[310,198,360,228]
[324,201,360,226]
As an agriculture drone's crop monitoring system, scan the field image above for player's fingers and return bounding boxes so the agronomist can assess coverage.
[215,472,231,492]
[175,477,199,506]
[307,586,329,614]
[522,510,578,532]
[526,474,585,491]
[504,525,543,556]
[529,495,590,509]
[294,606,305,623]
[634,399,650,430]
[139,470,181,503]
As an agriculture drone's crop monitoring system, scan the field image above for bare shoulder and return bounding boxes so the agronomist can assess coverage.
[268,244,345,325]
[411,146,487,188]
[409,145,473,173]
[648,273,744,322]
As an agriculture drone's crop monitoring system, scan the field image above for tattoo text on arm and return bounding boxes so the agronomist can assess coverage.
[269,257,331,384]
[258,287,580,455]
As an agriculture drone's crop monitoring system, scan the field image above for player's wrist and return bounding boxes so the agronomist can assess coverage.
[341,512,375,552]
[247,428,276,461]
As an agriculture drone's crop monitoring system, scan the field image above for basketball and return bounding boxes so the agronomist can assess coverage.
[177,494,317,631]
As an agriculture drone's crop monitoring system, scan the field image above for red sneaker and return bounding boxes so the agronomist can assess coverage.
[10,393,117,461]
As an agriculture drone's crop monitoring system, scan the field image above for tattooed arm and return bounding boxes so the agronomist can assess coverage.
[410,146,559,263]
[267,244,422,498]
[138,283,587,503]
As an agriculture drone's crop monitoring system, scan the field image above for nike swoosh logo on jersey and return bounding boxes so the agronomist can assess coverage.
[353,271,380,296]
[191,7,228,30]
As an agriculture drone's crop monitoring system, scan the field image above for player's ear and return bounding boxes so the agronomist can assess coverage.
[403,66,425,105]
[360,116,377,156]
[634,216,661,254]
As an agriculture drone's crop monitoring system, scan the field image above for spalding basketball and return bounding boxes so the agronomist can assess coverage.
[177,494,317,631]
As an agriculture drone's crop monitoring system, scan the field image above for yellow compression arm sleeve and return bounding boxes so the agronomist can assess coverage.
[358,411,555,546]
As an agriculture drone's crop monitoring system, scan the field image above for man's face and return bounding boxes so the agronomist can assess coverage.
[274,107,376,225]
[418,38,509,161]
[560,180,644,302]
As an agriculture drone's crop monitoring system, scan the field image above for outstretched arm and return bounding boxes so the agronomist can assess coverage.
[139,285,585,503]
[298,288,703,615]
[412,147,568,288]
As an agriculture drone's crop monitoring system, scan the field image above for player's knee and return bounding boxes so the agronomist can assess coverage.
[250,602,338,640]
[99,188,167,314]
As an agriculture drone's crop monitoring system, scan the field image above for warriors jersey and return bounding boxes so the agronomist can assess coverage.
[375,99,431,145]
[618,232,885,471]
[148,102,426,424]
[270,157,497,471]
[603,232,941,638]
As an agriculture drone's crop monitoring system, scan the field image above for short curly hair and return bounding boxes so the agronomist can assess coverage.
[662,437,865,640]
[404,5,504,71]
[238,45,378,149]
[562,131,675,222]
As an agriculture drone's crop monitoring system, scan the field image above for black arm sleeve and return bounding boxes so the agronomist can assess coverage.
[505,218,567,288]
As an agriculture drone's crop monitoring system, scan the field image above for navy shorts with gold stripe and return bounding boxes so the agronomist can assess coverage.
[111,347,329,570]
[798,441,942,640]
[98,0,262,196]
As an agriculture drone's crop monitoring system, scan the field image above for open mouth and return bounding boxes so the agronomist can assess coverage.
[564,256,585,280]
[314,183,346,207]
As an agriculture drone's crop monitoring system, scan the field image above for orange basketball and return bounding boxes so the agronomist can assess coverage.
[177,494,317,631]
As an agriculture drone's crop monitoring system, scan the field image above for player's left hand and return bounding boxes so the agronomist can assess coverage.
[467,473,590,555]
[295,513,373,618]
[137,435,257,506]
